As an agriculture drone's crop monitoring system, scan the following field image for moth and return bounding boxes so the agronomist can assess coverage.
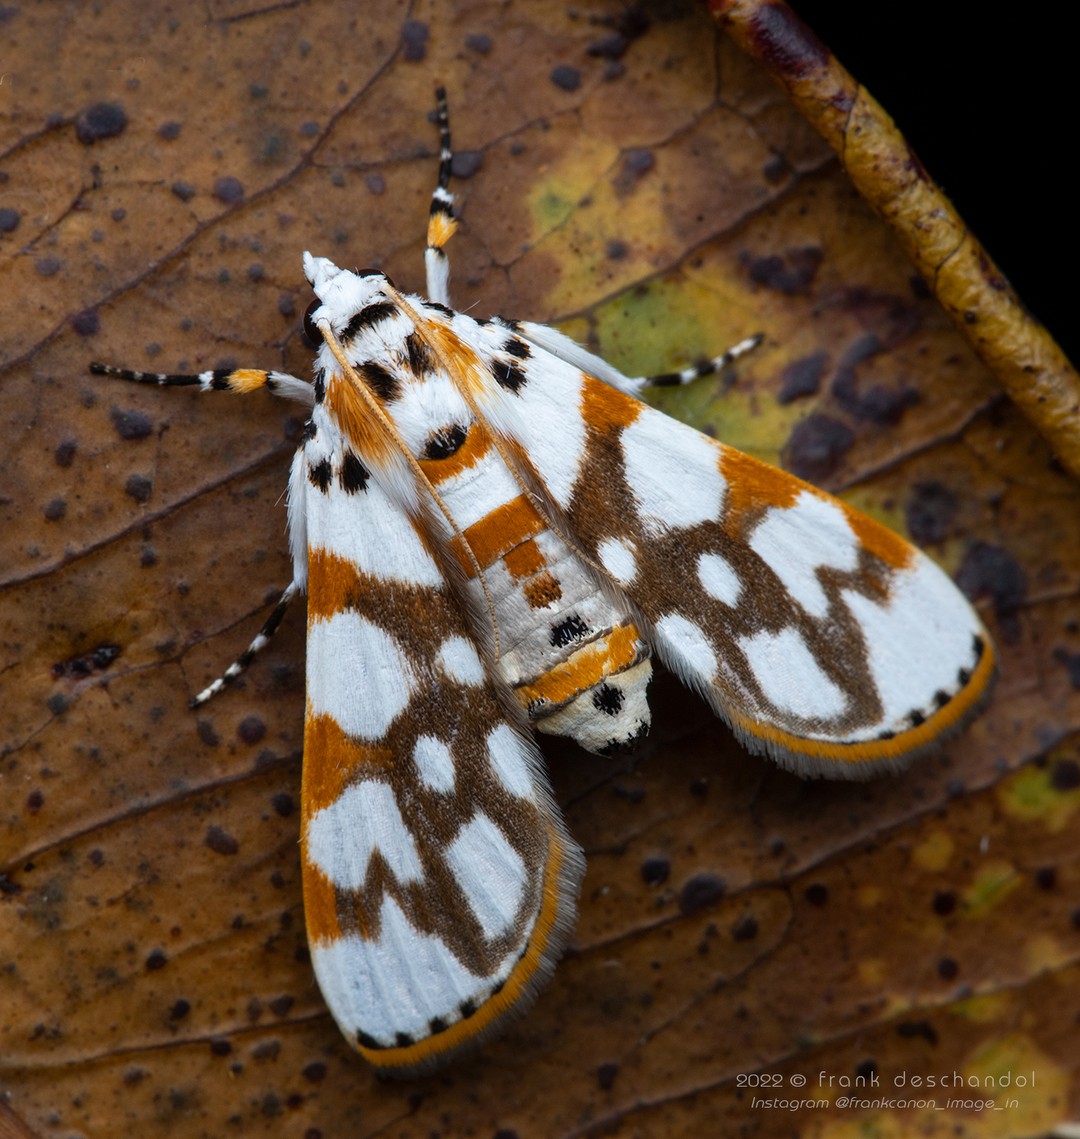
[93,91,995,1075]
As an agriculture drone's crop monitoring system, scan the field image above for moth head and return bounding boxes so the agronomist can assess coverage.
[301,252,395,344]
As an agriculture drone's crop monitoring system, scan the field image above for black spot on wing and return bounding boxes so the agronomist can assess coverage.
[357,362,400,401]
[344,301,397,340]
[424,300,454,318]
[458,999,477,1019]
[394,1031,414,1048]
[494,359,528,392]
[340,451,369,493]
[593,683,624,716]
[428,1016,448,1035]
[423,424,467,460]
[405,332,435,375]
[309,458,332,492]
[312,367,326,403]
[550,614,588,648]
[503,337,530,359]
[357,1030,384,1050]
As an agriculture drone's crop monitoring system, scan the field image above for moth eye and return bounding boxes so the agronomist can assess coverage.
[303,299,324,347]
[423,424,467,460]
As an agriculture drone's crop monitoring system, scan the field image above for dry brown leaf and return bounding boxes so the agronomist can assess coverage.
[2,3,1078,1137]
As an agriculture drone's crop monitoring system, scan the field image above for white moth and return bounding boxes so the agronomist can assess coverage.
[93,90,995,1074]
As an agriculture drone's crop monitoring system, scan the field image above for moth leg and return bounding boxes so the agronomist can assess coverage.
[514,320,762,397]
[190,580,301,707]
[90,362,315,406]
[424,85,458,307]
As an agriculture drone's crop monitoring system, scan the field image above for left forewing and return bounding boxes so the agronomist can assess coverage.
[453,317,995,776]
[294,401,582,1074]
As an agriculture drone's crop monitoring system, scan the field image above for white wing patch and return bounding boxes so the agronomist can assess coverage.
[598,536,639,585]
[841,554,985,736]
[486,724,536,799]
[413,735,456,793]
[306,781,424,888]
[445,813,528,939]
[621,412,727,535]
[311,895,491,1044]
[306,463,444,587]
[749,491,859,619]
[655,612,719,683]
[738,626,849,719]
[697,551,742,607]
[307,613,416,739]
[436,635,486,685]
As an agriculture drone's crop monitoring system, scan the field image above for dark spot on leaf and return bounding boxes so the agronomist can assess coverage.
[124,473,152,503]
[268,994,294,1017]
[640,857,670,886]
[938,957,958,980]
[205,826,240,856]
[35,255,62,277]
[213,176,244,204]
[271,792,295,817]
[782,414,853,481]
[896,1020,938,1046]
[145,949,167,971]
[613,148,654,194]
[43,498,66,522]
[302,1061,327,1082]
[679,872,725,915]
[170,999,191,1020]
[110,407,154,440]
[0,207,20,233]
[238,716,266,745]
[955,541,1026,639]
[75,102,128,144]
[743,246,823,295]
[906,480,958,544]
[597,1061,619,1089]
[210,1038,232,1057]
[54,438,77,467]
[171,181,196,202]
[196,720,219,747]
[401,19,428,61]
[52,643,121,680]
[72,309,100,336]
[1035,866,1057,890]
[777,351,828,404]
[451,150,483,179]
[465,33,492,54]
[932,890,957,916]
[804,883,829,906]
[1052,648,1080,690]
[26,789,44,812]
[1051,758,1080,790]
[550,64,581,91]
[731,915,759,941]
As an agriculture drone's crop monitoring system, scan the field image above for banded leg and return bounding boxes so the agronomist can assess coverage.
[191,580,300,707]
[514,320,764,398]
[424,86,458,306]
[90,362,315,405]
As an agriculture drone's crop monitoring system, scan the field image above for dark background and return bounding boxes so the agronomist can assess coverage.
[793,3,1076,364]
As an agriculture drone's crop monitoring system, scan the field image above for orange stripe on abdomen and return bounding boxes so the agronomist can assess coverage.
[449,494,547,577]
[514,623,644,710]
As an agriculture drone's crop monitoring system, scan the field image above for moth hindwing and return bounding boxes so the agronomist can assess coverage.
[91,89,995,1074]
